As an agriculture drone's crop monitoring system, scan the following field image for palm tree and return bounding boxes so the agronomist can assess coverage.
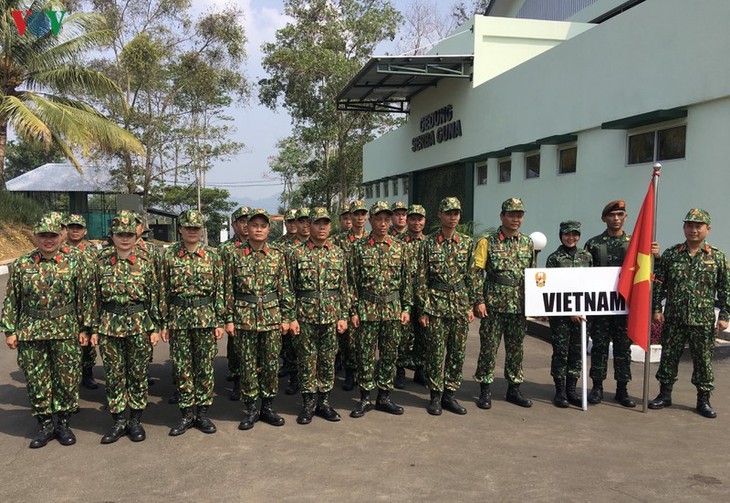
[0,0,143,189]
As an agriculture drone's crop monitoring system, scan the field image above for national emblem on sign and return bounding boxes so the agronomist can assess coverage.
[535,271,547,287]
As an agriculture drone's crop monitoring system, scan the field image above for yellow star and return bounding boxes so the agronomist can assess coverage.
[633,252,651,284]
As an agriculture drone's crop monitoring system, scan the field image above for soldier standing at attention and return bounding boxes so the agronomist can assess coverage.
[288,207,349,424]
[390,201,408,236]
[223,209,295,430]
[584,200,636,407]
[91,211,160,444]
[278,208,298,242]
[473,198,535,409]
[160,210,225,436]
[332,200,368,391]
[545,221,593,408]
[649,209,729,418]
[349,201,412,418]
[1,214,93,448]
[339,204,352,233]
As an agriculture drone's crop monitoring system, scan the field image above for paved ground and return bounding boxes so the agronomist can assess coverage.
[0,273,728,502]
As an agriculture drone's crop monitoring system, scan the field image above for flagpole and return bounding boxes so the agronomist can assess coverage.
[581,319,588,411]
[643,163,661,412]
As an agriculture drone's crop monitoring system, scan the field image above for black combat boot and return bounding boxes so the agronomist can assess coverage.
[229,379,242,401]
[285,372,299,396]
[375,389,404,415]
[101,412,127,444]
[127,409,146,442]
[260,397,285,426]
[55,411,76,446]
[169,407,195,436]
[413,365,427,386]
[648,383,673,409]
[696,390,717,419]
[350,390,372,418]
[297,393,317,425]
[81,367,99,390]
[238,400,257,430]
[565,377,581,407]
[29,414,55,449]
[477,383,492,410]
[426,390,442,416]
[615,382,636,408]
[342,369,356,392]
[553,378,569,408]
[316,392,341,422]
[196,405,217,433]
[587,379,603,405]
[168,388,180,405]
[506,384,533,408]
[442,390,467,415]
[394,366,406,389]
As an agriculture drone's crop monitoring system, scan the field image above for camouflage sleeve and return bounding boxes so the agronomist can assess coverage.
[91,258,101,334]
[213,251,225,326]
[159,251,170,330]
[278,253,295,323]
[147,259,161,331]
[0,260,22,335]
[416,239,429,315]
[400,250,413,314]
[652,249,669,313]
[75,254,94,333]
[221,247,234,324]
[338,250,350,321]
[467,240,484,306]
[716,250,730,322]
[348,245,359,317]
[545,249,560,268]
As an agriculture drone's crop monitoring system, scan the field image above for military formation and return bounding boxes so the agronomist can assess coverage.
[1,195,727,449]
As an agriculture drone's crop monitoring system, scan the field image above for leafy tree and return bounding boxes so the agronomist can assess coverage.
[4,137,65,180]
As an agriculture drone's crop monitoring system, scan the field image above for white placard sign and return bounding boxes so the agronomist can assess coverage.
[524,267,627,317]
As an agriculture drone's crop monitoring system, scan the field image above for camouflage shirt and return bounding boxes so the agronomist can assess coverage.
[1,248,93,341]
[160,242,225,330]
[416,230,481,319]
[546,245,593,269]
[584,230,630,267]
[289,239,349,324]
[653,241,730,325]
[349,235,412,321]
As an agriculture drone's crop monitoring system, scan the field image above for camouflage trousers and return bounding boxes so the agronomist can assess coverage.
[81,344,97,372]
[236,329,281,400]
[589,315,632,383]
[282,332,297,373]
[475,313,526,385]
[99,333,153,414]
[424,316,468,393]
[548,317,582,380]
[227,335,240,379]
[170,329,218,408]
[397,315,426,368]
[357,320,400,391]
[338,328,357,372]
[295,323,337,393]
[656,322,715,392]
[17,339,81,416]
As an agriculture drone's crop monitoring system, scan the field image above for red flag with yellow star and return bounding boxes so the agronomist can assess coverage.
[618,172,657,351]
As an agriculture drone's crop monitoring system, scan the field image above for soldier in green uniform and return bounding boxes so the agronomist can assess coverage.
[395,204,428,389]
[288,207,349,424]
[473,198,535,409]
[91,211,161,444]
[349,201,412,418]
[339,203,352,233]
[160,210,226,435]
[332,199,369,391]
[223,209,295,430]
[390,201,408,236]
[545,221,593,408]
[417,197,481,415]
[1,214,93,448]
[279,208,298,242]
[649,209,730,418]
[584,200,636,407]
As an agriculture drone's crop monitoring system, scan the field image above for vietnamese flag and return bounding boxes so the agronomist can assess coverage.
[617,171,658,351]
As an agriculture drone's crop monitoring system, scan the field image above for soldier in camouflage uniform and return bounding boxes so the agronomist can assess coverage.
[332,199,369,391]
[339,203,352,233]
[473,198,535,409]
[395,204,428,389]
[349,201,412,418]
[1,214,93,448]
[417,197,481,415]
[223,209,295,430]
[288,207,349,424]
[389,201,408,236]
[545,221,593,408]
[160,210,226,436]
[584,200,636,407]
[649,209,730,418]
[91,211,161,444]
[278,208,298,243]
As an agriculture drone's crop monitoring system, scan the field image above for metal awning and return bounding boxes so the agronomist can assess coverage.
[336,55,474,113]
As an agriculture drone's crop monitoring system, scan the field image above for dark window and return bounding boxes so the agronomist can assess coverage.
[476,161,487,185]
[628,132,655,164]
[383,181,389,197]
[559,146,577,174]
[375,183,381,198]
[365,184,373,199]
[403,177,409,194]
[499,159,511,183]
[392,179,399,196]
[525,153,540,179]
[657,125,686,161]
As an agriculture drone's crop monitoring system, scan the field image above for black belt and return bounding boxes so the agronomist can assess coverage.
[359,291,399,304]
[235,292,278,304]
[171,296,213,308]
[429,280,465,292]
[101,302,146,315]
[489,275,520,287]
[24,304,74,320]
[297,289,339,299]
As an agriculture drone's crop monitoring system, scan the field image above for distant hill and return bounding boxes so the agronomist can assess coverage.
[230,192,281,214]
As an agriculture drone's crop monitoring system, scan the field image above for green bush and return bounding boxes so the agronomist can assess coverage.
[0,192,46,226]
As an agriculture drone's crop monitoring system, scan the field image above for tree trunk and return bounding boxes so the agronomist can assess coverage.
[0,121,7,190]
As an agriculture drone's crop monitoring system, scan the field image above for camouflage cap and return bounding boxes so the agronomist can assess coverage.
[350,199,368,213]
[66,214,87,228]
[391,201,408,212]
[295,208,311,220]
[284,208,298,221]
[407,204,426,217]
[111,211,137,234]
[248,208,270,222]
[601,199,626,217]
[339,203,351,216]
[34,213,62,235]
[683,208,711,225]
[310,207,331,222]
[501,197,525,212]
[47,211,67,228]
[370,200,393,216]
[559,220,581,234]
[231,206,251,221]
[179,209,205,227]
[439,197,462,212]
